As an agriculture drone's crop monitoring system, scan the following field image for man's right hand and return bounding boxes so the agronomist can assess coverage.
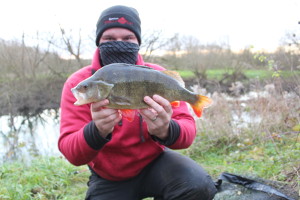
[91,99,122,138]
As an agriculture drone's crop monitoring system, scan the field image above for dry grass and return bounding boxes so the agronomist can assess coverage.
[186,78,300,197]
[195,78,300,144]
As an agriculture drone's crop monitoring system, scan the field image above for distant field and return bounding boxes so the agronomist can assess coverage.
[177,69,300,80]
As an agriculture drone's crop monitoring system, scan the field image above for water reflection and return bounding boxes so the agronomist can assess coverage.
[0,109,61,164]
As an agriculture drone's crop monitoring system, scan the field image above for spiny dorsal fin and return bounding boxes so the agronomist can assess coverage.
[135,65,154,70]
[162,70,185,87]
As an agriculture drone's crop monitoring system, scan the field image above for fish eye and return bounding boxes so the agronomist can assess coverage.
[81,83,90,90]
[77,83,89,93]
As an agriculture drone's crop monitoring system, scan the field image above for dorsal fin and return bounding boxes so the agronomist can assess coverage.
[134,65,185,87]
[134,65,155,70]
[162,70,185,87]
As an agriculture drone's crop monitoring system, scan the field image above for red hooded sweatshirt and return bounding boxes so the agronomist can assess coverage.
[59,49,197,181]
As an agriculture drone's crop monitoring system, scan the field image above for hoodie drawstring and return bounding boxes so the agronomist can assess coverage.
[139,114,145,143]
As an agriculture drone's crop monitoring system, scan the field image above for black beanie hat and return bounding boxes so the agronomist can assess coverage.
[95,5,141,46]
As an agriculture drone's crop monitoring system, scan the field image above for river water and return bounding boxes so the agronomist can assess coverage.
[0,109,61,164]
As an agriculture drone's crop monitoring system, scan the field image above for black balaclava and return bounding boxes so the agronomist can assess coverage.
[99,41,139,66]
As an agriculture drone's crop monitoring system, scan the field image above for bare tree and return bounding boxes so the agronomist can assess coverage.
[279,31,300,71]
[140,30,178,62]
[46,25,86,68]
[0,33,68,116]
[0,33,53,80]
[23,32,53,78]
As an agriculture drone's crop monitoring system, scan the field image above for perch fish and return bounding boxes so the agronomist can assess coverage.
[71,63,212,121]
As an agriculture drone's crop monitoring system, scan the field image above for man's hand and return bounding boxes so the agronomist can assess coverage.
[139,95,173,140]
[91,99,122,138]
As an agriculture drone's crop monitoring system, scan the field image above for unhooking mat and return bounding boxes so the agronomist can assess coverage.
[214,172,298,200]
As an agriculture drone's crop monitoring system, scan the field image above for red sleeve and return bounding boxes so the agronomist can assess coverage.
[58,78,99,166]
[168,102,197,149]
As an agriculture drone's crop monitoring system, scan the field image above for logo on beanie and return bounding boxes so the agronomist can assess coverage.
[104,17,133,25]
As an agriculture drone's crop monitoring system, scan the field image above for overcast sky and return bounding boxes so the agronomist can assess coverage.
[1,0,299,53]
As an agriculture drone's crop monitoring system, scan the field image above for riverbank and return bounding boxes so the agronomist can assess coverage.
[0,74,299,199]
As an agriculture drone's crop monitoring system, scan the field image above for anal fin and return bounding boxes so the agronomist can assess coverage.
[120,109,136,122]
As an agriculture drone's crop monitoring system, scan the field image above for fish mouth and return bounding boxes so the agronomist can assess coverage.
[74,100,85,106]
[71,87,101,106]
[71,88,89,106]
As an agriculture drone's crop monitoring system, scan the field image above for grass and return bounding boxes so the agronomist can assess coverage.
[0,157,89,200]
[177,69,300,80]
[183,133,300,181]
[1,136,298,199]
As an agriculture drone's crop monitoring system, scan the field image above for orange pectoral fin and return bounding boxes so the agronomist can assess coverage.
[171,101,180,107]
[191,95,213,117]
[120,109,136,122]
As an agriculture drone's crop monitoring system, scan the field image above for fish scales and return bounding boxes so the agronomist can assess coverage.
[77,64,196,107]
[71,63,213,118]
[91,64,191,109]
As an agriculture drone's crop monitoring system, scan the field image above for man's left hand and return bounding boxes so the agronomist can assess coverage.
[139,95,173,140]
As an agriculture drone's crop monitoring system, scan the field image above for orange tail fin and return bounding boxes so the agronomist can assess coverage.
[191,95,213,117]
